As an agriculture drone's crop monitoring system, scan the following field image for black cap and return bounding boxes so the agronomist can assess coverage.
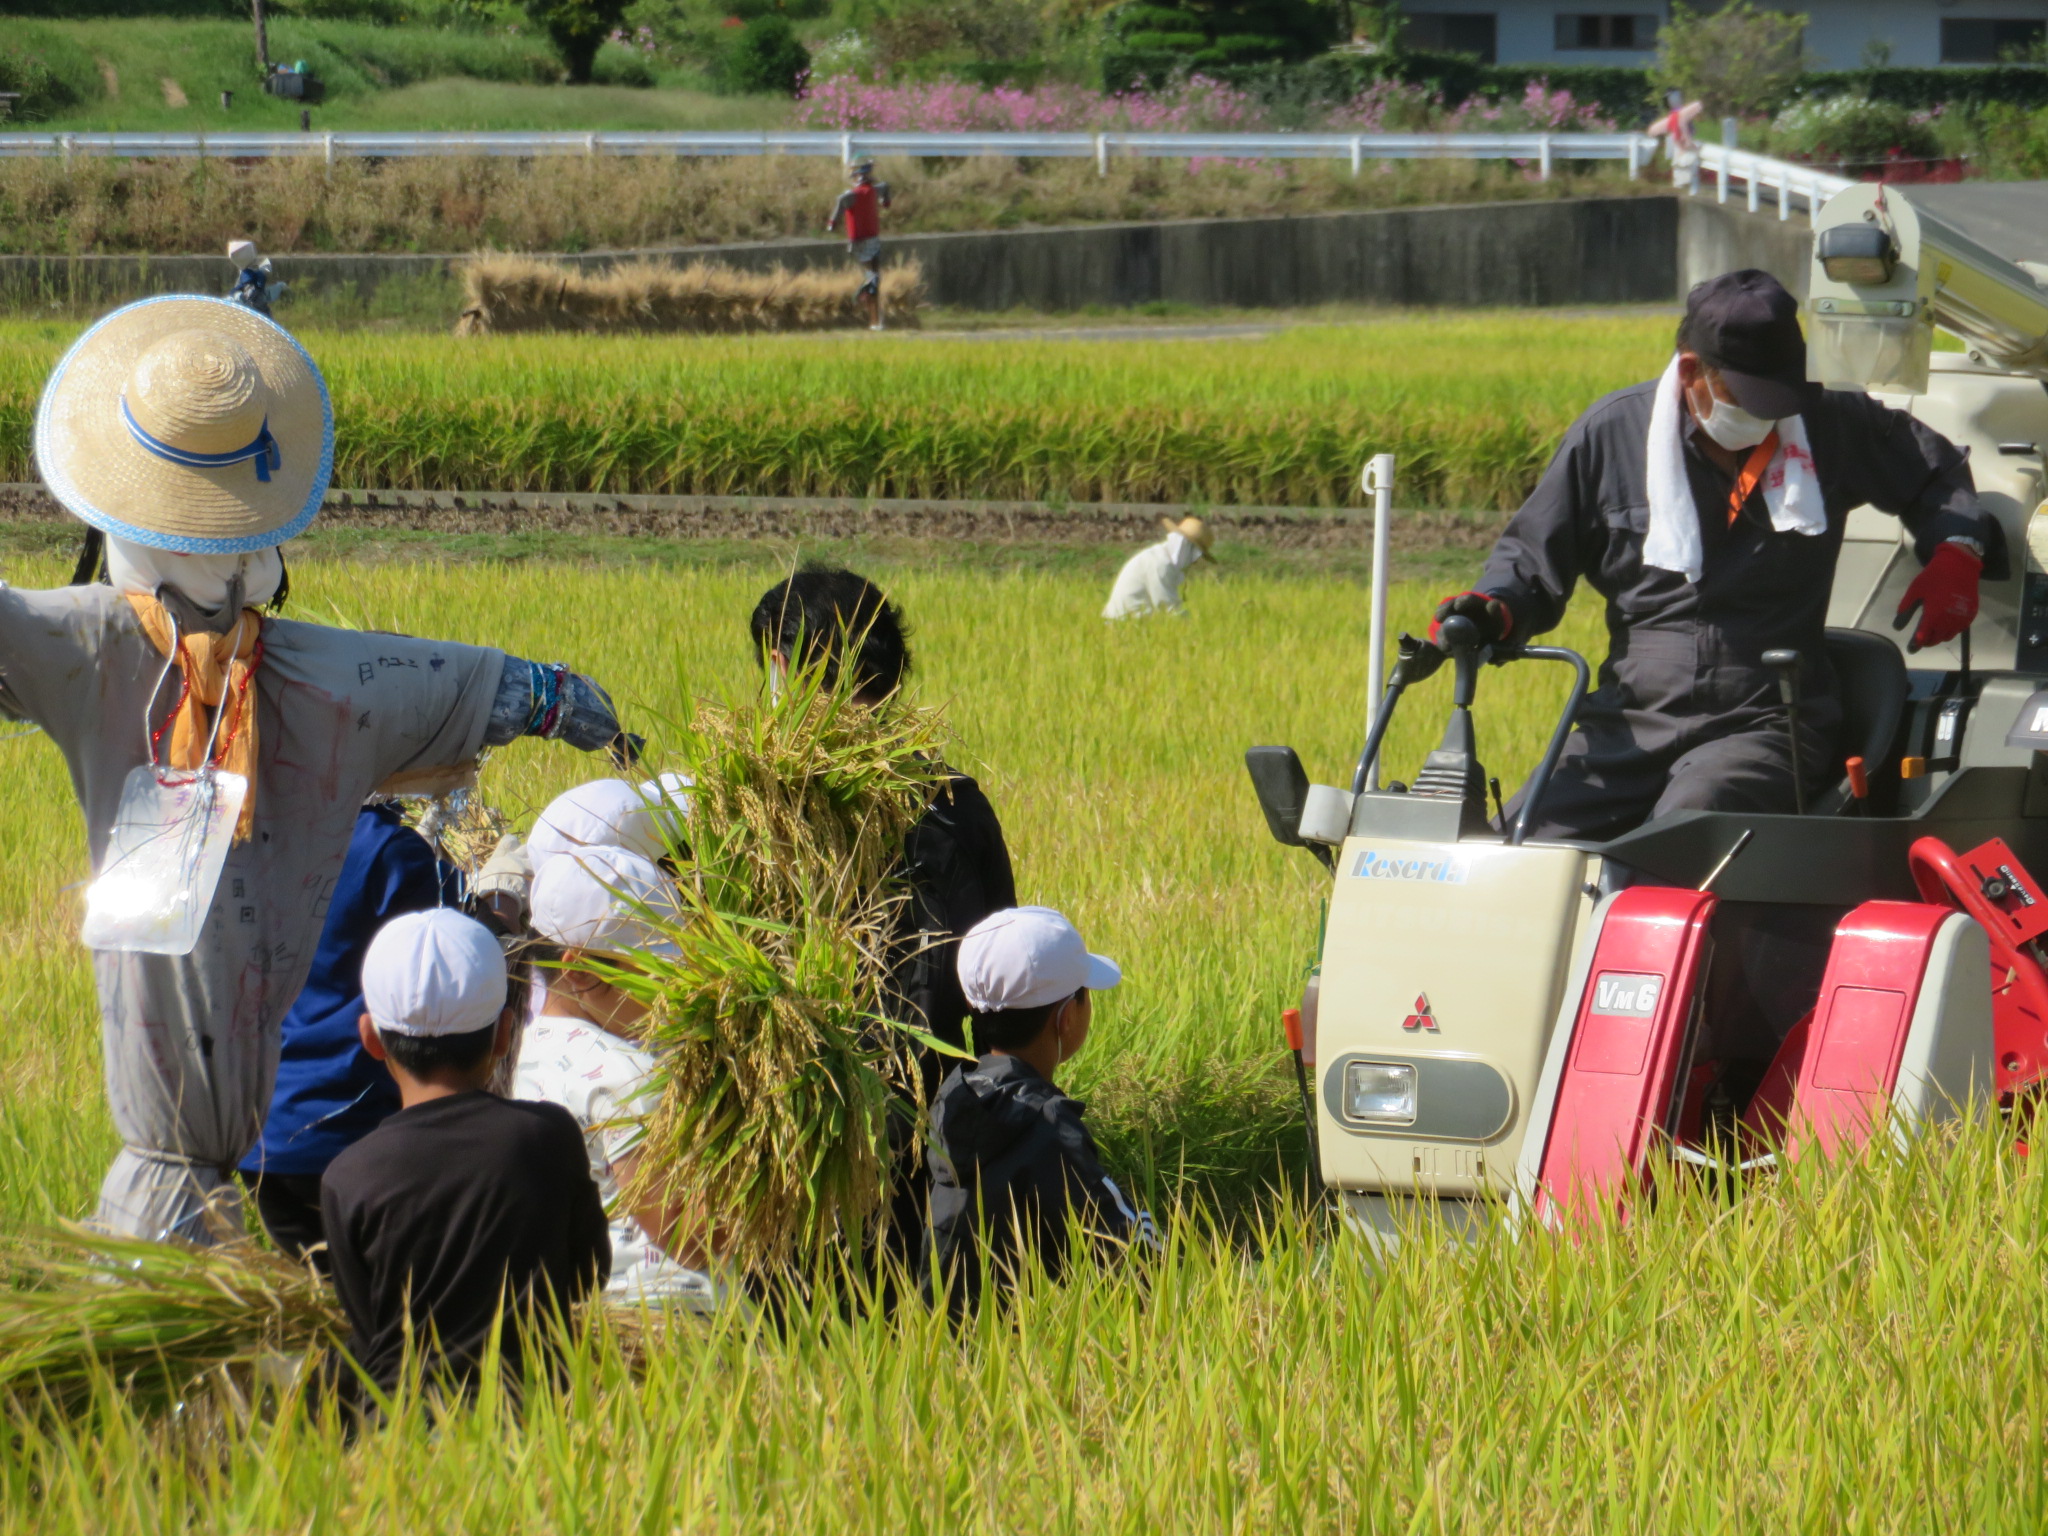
[1679,269,1815,420]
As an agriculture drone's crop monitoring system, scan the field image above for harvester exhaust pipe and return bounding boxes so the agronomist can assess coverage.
[1762,648,1807,816]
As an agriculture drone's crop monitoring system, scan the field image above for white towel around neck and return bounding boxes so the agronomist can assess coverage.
[1642,353,1824,584]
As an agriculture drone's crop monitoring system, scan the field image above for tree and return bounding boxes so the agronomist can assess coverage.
[1651,1,1807,120]
[725,14,811,95]
[469,0,634,83]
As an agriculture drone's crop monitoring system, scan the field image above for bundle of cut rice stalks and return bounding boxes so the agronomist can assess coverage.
[612,664,956,1273]
[0,1226,345,1420]
[454,254,926,336]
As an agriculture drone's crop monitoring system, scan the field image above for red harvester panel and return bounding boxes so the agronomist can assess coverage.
[1909,837,2048,1095]
[1533,885,1717,1226]
[1783,900,1948,1159]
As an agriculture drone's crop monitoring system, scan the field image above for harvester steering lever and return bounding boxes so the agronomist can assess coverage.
[1346,624,1592,849]
[1762,649,1807,817]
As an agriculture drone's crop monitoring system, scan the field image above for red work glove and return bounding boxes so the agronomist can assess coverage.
[1893,542,1982,652]
[1430,591,1513,647]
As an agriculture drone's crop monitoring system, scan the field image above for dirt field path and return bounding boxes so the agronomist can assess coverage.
[0,483,1499,555]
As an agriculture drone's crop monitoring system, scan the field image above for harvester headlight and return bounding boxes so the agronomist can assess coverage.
[1817,223,1897,286]
[1343,1061,1417,1125]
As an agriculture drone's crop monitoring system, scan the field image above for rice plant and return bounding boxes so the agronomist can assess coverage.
[456,256,928,336]
[0,312,1673,509]
[615,669,954,1269]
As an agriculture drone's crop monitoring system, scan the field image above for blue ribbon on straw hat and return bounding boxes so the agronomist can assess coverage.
[119,396,281,483]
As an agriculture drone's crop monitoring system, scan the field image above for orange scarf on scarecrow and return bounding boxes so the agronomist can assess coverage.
[125,596,264,840]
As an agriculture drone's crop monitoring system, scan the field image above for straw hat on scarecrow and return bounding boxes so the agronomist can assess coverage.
[37,294,330,558]
[1158,514,1216,561]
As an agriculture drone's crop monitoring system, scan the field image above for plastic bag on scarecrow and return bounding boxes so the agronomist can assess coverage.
[81,764,247,955]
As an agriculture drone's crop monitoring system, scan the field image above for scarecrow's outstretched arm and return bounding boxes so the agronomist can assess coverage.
[486,658,640,763]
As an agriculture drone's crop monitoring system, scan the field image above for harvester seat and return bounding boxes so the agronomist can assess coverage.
[1818,627,1908,812]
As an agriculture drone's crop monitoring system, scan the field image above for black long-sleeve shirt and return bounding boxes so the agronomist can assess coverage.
[890,772,1017,1061]
[922,1054,1147,1311]
[1480,381,2000,664]
[321,1090,611,1402]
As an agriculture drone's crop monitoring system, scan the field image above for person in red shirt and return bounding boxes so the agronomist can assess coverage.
[826,160,893,331]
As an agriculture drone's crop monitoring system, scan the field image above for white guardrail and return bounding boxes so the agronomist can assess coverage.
[0,127,1668,178]
[1691,142,1854,221]
[0,129,1858,214]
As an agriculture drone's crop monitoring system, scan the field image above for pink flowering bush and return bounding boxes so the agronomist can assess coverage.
[795,73,1267,132]
[1330,77,1618,133]
[798,73,1617,136]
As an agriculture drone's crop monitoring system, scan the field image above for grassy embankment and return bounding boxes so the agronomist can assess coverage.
[0,311,1677,515]
[3,543,2047,1529]
[2,14,772,134]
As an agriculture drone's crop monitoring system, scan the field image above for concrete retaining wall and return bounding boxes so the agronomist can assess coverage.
[1677,196,1814,300]
[0,193,1825,316]
[1,195,1684,316]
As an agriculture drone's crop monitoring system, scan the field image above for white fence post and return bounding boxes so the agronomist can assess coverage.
[1747,160,1759,213]
[841,131,851,168]
[1538,134,1552,180]
[1350,134,1361,176]
[1627,135,1640,180]
[1095,132,1108,176]
[322,130,334,167]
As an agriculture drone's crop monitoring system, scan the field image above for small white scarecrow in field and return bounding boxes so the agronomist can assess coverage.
[13,294,636,1243]
[1102,514,1216,620]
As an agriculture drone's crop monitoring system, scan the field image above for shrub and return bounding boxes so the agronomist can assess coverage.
[1769,95,1943,167]
[591,38,659,86]
[725,15,811,96]
[1652,0,1806,118]
[1104,0,1337,73]
[0,47,75,123]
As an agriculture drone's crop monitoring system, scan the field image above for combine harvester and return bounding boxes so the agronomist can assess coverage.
[1250,183,2048,1236]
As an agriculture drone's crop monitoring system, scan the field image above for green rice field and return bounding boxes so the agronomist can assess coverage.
[0,312,1676,509]
[2,536,2047,1530]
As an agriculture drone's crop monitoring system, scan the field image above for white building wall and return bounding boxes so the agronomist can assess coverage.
[1394,0,2048,70]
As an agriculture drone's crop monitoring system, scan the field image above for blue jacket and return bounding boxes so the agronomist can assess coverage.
[240,805,453,1178]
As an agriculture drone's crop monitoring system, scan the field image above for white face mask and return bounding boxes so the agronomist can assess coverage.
[1695,390,1778,451]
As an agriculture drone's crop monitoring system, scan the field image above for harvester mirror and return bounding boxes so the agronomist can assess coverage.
[1245,745,1311,848]
[1297,784,1356,847]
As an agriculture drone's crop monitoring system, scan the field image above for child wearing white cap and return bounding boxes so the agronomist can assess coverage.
[514,846,730,1314]
[923,906,1155,1311]
[319,909,610,1407]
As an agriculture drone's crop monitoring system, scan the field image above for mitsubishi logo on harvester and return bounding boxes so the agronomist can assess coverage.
[1590,972,1663,1018]
[1401,994,1439,1031]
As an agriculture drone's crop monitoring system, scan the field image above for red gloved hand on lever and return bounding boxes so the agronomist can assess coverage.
[1893,541,1982,653]
[1430,591,1513,648]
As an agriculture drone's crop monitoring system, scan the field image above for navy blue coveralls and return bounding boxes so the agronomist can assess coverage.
[1480,379,2001,843]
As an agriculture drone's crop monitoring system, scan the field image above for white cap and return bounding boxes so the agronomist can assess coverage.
[361,908,509,1039]
[957,906,1121,1013]
[639,771,695,841]
[227,239,260,267]
[530,845,685,959]
[528,779,666,870]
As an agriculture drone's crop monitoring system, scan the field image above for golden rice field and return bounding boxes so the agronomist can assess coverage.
[2,540,2047,1531]
[0,312,1677,509]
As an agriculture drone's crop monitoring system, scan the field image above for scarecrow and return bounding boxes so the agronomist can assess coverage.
[1102,514,1216,620]
[9,295,635,1243]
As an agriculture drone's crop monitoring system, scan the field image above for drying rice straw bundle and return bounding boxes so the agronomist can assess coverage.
[0,1225,344,1419]
[615,663,953,1273]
